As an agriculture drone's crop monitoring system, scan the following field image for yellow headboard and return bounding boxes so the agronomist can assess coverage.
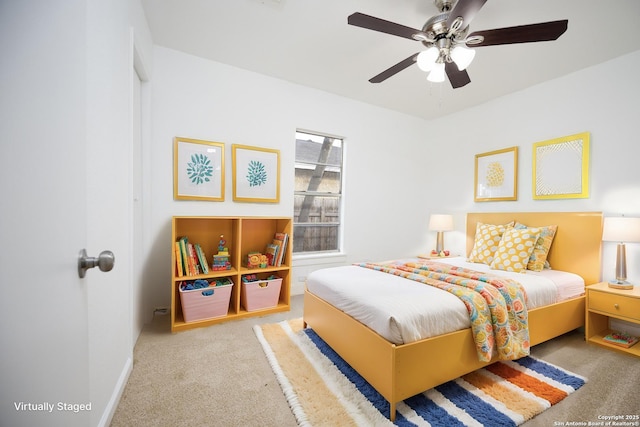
[466,212,603,285]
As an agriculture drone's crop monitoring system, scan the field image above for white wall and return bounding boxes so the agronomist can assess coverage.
[426,49,640,283]
[144,47,640,312]
[144,46,437,310]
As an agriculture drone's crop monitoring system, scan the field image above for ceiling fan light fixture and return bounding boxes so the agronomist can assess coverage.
[347,4,569,87]
[417,47,439,72]
[427,62,446,82]
[450,45,475,71]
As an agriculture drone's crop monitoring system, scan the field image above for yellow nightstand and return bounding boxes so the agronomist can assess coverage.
[585,282,640,357]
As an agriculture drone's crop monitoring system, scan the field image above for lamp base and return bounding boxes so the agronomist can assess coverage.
[608,280,634,290]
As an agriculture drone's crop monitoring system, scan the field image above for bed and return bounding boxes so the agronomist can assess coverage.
[303,212,603,421]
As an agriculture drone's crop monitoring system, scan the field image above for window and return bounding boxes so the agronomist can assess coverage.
[294,131,343,254]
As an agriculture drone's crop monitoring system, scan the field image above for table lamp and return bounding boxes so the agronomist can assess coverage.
[602,216,640,289]
[429,214,454,254]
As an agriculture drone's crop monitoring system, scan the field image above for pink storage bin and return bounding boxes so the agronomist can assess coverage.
[241,277,282,311]
[179,282,233,322]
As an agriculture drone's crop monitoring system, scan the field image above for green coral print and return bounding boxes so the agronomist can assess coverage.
[186,153,213,185]
[246,160,267,187]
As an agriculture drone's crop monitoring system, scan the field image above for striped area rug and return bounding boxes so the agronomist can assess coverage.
[254,318,587,427]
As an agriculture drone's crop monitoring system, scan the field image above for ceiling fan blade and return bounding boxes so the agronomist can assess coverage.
[447,0,488,29]
[469,20,568,46]
[445,62,471,88]
[369,53,418,83]
[348,12,430,41]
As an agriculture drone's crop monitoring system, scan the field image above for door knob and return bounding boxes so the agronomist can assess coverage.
[78,249,115,278]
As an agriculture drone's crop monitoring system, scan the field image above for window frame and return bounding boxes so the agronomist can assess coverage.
[293,130,345,257]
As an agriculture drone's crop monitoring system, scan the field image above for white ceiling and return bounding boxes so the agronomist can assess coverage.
[141,0,640,120]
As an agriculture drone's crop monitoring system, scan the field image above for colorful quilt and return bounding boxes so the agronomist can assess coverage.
[357,260,530,362]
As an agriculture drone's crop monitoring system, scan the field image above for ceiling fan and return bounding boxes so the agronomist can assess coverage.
[348,0,568,88]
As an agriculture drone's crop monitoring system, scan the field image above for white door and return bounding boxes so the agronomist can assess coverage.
[85,2,135,424]
[0,2,92,426]
[0,2,133,426]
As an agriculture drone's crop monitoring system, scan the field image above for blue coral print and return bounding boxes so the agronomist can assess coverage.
[186,153,214,185]
[246,160,267,187]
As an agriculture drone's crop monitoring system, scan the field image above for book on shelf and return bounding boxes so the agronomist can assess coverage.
[602,331,639,348]
[189,243,200,275]
[273,232,289,266]
[194,244,209,275]
[175,236,210,277]
[265,243,279,267]
[178,237,189,276]
[174,242,184,277]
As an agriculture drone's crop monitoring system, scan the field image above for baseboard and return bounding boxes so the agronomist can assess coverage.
[97,356,133,427]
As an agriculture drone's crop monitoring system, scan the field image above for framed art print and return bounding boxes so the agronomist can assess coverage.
[474,146,518,202]
[232,144,280,203]
[173,137,225,201]
[532,132,590,199]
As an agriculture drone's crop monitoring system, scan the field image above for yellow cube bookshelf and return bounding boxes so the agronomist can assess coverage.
[171,216,291,332]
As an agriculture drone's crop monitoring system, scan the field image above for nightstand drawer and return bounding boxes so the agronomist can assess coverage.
[589,290,640,321]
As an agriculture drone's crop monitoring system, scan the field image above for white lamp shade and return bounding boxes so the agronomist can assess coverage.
[427,62,445,82]
[450,45,475,71]
[602,217,640,243]
[417,47,439,72]
[429,214,454,231]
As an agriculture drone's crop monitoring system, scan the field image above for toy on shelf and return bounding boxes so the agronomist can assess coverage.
[211,258,231,271]
[246,252,268,269]
[217,235,229,255]
[212,234,231,271]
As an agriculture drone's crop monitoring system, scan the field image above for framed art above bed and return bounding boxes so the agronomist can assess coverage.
[532,132,590,200]
[474,146,518,202]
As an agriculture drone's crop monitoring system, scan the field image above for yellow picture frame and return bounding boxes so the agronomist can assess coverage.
[232,144,280,203]
[173,137,225,201]
[532,132,590,200]
[474,146,518,202]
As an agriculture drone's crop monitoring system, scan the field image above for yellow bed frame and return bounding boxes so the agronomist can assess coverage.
[303,212,603,421]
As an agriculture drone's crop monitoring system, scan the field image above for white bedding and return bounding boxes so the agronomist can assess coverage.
[305,257,585,345]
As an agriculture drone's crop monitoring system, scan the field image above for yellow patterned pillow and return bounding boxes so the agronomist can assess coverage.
[490,227,541,273]
[467,222,514,265]
[514,223,558,271]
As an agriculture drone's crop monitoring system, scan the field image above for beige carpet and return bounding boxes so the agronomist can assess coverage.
[111,295,640,426]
